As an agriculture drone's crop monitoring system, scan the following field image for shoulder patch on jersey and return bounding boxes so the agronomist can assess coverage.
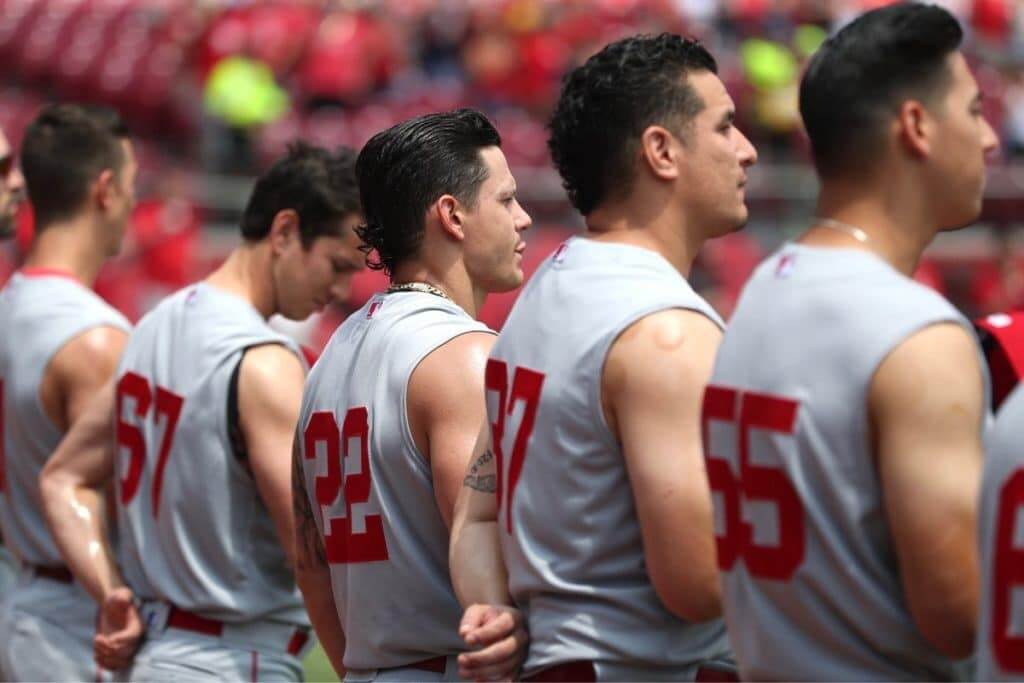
[774,253,796,279]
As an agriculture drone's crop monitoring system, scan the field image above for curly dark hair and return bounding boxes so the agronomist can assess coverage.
[240,141,361,247]
[354,108,501,276]
[800,2,963,179]
[547,33,717,217]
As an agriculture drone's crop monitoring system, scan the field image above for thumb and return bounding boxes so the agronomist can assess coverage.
[459,604,493,638]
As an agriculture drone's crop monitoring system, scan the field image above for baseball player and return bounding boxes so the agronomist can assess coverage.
[0,104,134,681]
[450,35,756,681]
[39,142,364,681]
[706,4,996,679]
[973,310,1024,679]
[293,109,532,681]
[0,123,25,597]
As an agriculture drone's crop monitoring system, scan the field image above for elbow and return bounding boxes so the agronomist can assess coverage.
[915,614,976,660]
[653,572,723,623]
[37,467,67,517]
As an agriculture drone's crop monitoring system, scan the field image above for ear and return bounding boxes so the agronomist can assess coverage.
[639,125,681,181]
[896,100,932,160]
[433,195,465,241]
[93,169,117,211]
[268,209,300,256]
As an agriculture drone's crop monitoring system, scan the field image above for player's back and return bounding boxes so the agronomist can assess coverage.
[298,290,491,670]
[0,270,129,566]
[490,236,730,679]
[709,243,975,680]
[114,283,306,625]
[977,379,1024,680]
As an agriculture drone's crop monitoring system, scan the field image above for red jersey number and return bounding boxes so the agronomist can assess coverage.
[303,407,388,564]
[702,385,805,580]
[116,372,185,517]
[991,469,1024,672]
[485,359,545,533]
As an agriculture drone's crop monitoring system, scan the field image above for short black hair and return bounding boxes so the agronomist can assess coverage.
[548,33,717,216]
[799,2,964,179]
[21,104,130,228]
[240,142,361,246]
[355,108,501,276]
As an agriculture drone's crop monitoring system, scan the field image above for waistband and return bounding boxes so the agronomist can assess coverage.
[140,600,312,658]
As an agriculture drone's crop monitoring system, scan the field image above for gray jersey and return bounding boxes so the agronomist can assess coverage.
[977,382,1024,680]
[297,290,491,670]
[490,237,731,678]
[0,271,129,565]
[114,283,306,625]
[710,244,984,681]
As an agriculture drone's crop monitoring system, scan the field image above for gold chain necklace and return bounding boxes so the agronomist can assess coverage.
[386,281,451,301]
[815,217,871,244]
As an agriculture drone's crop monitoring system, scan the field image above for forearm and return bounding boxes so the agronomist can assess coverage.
[296,565,346,676]
[451,520,511,607]
[40,477,123,603]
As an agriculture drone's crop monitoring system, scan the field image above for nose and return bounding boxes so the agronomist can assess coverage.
[330,274,354,304]
[8,165,24,197]
[515,200,532,233]
[736,127,758,168]
[981,116,1000,158]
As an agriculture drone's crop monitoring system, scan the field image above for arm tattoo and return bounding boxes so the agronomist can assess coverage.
[462,449,497,492]
[292,432,327,568]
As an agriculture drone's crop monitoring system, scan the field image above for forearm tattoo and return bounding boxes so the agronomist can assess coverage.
[462,449,497,492]
[292,433,327,568]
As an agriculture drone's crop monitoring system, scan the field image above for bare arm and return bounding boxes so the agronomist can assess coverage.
[407,331,495,529]
[43,325,128,430]
[603,308,723,622]
[39,326,128,601]
[450,419,509,608]
[237,344,306,571]
[871,323,984,658]
[39,378,122,604]
[38,327,139,670]
[291,428,346,677]
[449,415,527,681]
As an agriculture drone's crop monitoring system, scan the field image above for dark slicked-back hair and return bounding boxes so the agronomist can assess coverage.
[800,2,963,179]
[241,142,361,247]
[21,104,129,228]
[355,108,501,276]
[548,33,717,216]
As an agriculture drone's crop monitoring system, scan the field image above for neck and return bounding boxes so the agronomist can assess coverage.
[804,175,936,276]
[205,242,276,319]
[390,260,484,319]
[23,217,109,287]
[584,194,704,276]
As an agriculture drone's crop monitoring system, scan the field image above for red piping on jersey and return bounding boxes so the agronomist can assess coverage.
[19,267,81,284]
[250,651,259,683]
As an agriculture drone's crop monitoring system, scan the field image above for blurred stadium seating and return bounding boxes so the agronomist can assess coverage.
[2,0,1024,349]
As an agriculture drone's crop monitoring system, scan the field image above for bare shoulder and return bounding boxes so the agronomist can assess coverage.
[237,344,306,417]
[872,322,982,407]
[51,325,129,376]
[408,331,496,408]
[604,308,723,392]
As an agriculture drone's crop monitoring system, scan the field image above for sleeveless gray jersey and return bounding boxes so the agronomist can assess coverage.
[977,382,1024,680]
[297,290,492,670]
[0,271,130,565]
[114,283,307,625]
[709,244,984,681]
[490,237,731,677]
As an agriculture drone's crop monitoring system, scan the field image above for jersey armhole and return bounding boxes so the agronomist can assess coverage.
[226,341,301,471]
